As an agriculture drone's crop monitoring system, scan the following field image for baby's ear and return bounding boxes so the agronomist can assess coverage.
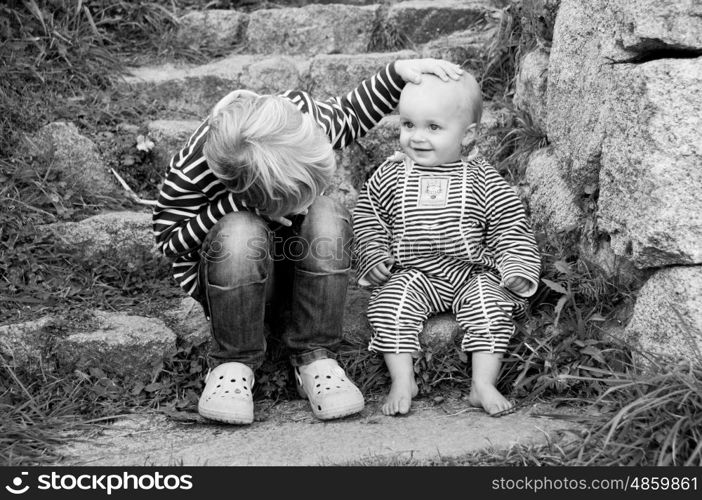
[461,122,478,147]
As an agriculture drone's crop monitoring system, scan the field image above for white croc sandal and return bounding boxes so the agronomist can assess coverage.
[295,358,364,420]
[198,362,254,424]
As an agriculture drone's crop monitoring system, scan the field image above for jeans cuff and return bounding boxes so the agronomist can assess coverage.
[290,348,336,367]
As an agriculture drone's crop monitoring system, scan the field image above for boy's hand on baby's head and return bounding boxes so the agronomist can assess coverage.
[504,276,532,295]
[395,58,464,85]
[366,257,395,286]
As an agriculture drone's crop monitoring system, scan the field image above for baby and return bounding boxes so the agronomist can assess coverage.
[353,73,541,416]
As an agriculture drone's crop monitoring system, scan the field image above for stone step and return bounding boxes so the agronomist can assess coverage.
[175,0,495,56]
[119,51,416,118]
[57,398,579,466]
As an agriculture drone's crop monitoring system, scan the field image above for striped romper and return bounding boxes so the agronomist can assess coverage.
[353,153,541,354]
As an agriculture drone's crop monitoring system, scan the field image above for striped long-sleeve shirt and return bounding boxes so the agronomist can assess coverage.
[353,153,542,297]
[153,62,406,298]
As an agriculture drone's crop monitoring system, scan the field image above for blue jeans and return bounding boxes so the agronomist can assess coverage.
[197,196,352,370]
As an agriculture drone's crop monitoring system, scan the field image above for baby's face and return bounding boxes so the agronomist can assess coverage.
[398,79,475,167]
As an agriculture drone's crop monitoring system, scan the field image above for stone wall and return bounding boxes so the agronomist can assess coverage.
[514,0,702,363]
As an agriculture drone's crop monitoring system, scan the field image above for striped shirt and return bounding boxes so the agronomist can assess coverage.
[353,153,541,297]
[153,63,405,298]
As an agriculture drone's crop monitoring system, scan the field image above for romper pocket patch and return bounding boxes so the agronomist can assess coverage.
[418,176,450,207]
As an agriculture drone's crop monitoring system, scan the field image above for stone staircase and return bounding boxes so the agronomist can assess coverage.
[2,0,583,465]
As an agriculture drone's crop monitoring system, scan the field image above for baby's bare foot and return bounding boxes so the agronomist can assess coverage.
[468,382,513,416]
[382,377,418,416]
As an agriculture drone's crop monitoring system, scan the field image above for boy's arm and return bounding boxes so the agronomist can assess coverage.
[481,161,542,298]
[352,163,396,286]
[283,62,403,149]
[152,122,247,260]
[284,59,463,149]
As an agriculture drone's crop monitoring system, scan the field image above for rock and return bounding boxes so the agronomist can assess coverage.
[309,50,418,99]
[147,119,202,171]
[514,48,550,132]
[246,4,379,56]
[387,0,490,45]
[420,313,462,349]
[548,0,702,268]
[163,297,210,346]
[0,311,177,381]
[419,27,492,69]
[615,0,702,52]
[22,122,117,197]
[623,266,702,366]
[57,311,177,381]
[176,10,248,53]
[43,211,155,258]
[524,147,582,236]
[547,0,626,194]
[239,56,308,95]
[0,317,57,366]
[598,58,702,268]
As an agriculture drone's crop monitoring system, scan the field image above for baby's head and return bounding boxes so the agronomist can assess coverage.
[203,91,335,218]
[398,72,482,166]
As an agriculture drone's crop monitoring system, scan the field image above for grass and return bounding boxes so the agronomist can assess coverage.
[1,0,700,469]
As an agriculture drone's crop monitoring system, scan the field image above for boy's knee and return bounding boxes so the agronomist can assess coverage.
[202,213,272,280]
[295,197,352,271]
[301,197,351,240]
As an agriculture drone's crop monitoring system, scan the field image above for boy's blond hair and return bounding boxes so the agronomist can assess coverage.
[203,93,336,218]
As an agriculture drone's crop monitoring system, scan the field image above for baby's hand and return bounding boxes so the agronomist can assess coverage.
[503,276,532,296]
[365,257,395,286]
[395,58,463,85]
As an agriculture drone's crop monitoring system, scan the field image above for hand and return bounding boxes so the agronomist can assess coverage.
[504,276,532,296]
[365,257,395,286]
[395,58,464,85]
[266,208,308,227]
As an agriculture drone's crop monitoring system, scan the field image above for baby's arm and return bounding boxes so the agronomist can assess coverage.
[352,162,398,287]
[480,162,541,297]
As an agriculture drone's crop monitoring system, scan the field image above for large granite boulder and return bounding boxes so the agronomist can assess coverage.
[598,58,702,268]
[548,0,702,268]
[623,266,702,366]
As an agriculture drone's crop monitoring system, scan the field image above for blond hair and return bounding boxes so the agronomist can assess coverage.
[203,92,336,218]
